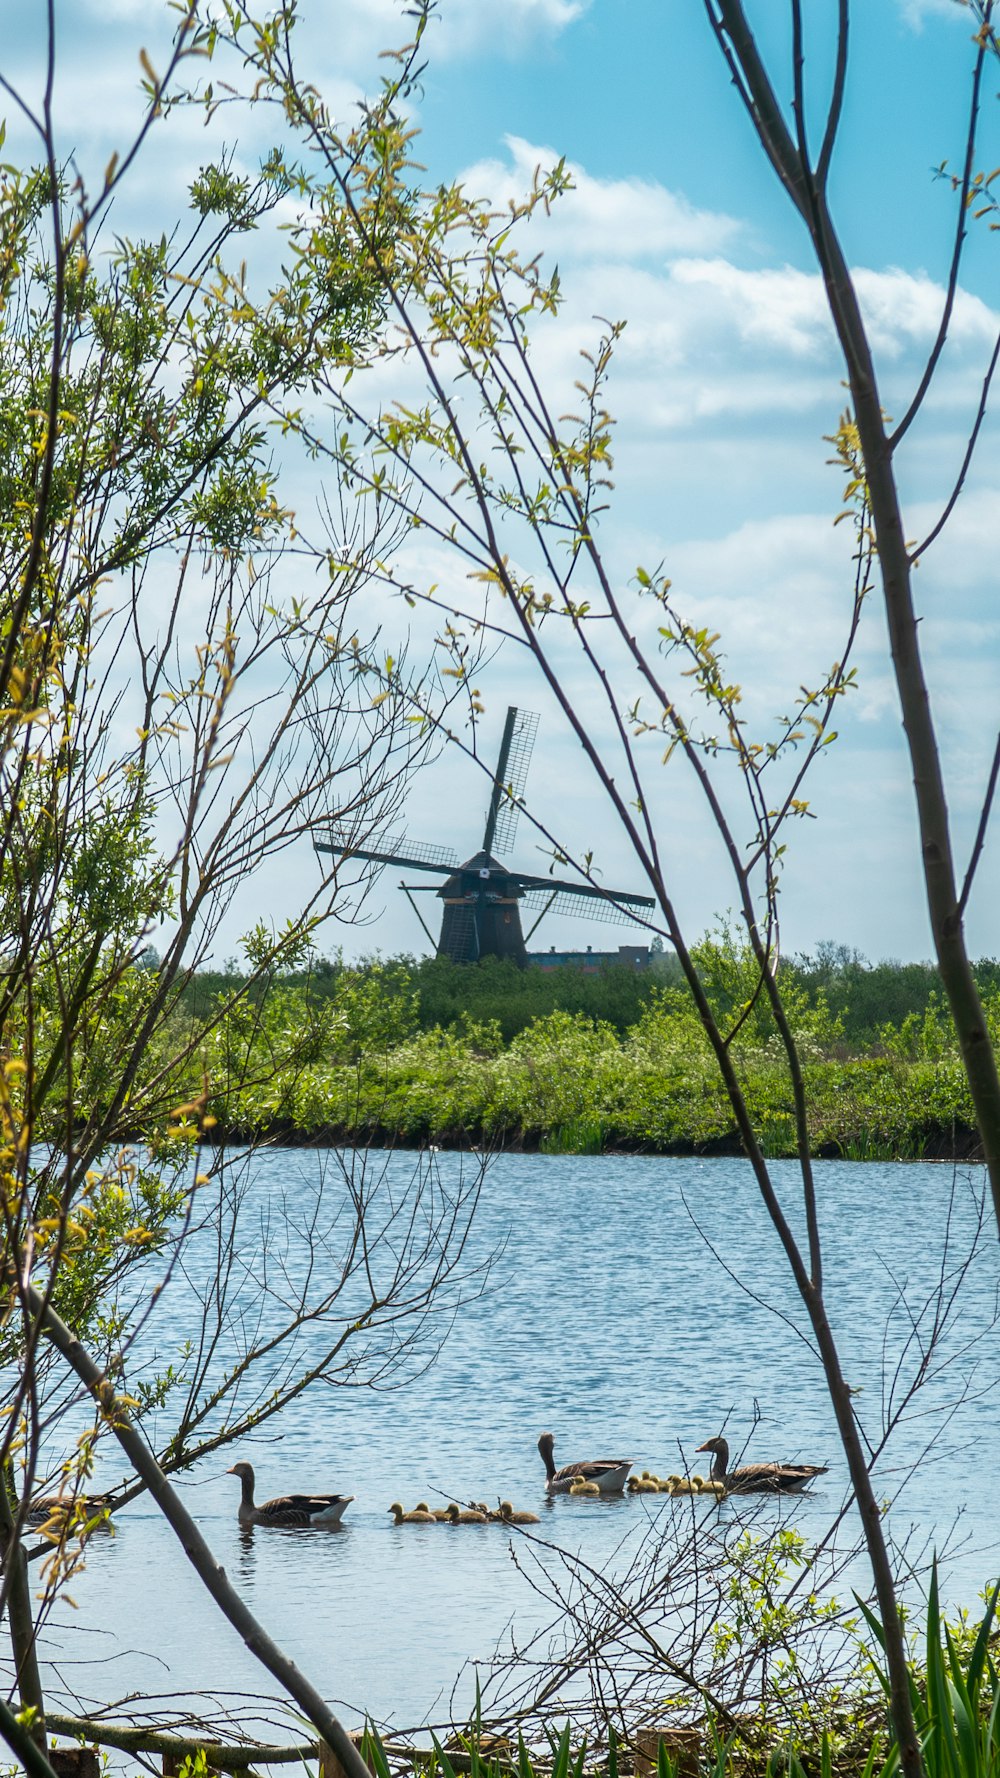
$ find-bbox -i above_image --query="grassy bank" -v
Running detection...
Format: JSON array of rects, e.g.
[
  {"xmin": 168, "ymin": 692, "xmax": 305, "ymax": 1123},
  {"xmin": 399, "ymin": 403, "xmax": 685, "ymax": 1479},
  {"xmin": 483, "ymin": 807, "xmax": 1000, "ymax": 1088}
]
[
  {"xmin": 45, "ymin": 942, "xmax": 998, "ymax": 1158},
  {"xmin": 197, "ymin": 1031, "xmax": 981, "ymax": 1159},
  {"xmin": 164, "ymin": 945, "xmax": 994, "ymax": 1159}
]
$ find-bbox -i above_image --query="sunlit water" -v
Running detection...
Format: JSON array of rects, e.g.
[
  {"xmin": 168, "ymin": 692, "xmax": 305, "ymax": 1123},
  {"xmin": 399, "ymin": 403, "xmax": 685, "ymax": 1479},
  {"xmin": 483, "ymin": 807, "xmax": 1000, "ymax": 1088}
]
[{"xmin": 30, "ymin": 1153, "xmax": 1000, "ymax": 1742}]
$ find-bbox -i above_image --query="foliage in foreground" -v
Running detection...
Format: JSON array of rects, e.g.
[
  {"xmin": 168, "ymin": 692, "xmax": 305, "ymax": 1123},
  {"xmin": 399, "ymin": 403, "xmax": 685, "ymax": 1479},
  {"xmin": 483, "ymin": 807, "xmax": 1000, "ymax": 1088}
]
[
  {"xmin": 380, "ymin": 1559, "xmax": 1000, "ymax": 1778},
  {"xmin": 856, "ymin": 1565, "xmax": 1000, "ymax": 1778},
  {"xmin": 340, "ymin": 1562, "xmax": 1000, "ymax": 1778}
]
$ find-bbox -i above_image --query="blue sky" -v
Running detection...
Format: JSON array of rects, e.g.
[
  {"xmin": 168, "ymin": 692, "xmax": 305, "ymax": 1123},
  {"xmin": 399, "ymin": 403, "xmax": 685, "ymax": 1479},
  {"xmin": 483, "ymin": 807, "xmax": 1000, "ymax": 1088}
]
[{"xmin": 4, "ymin": 0, "xmax": 1000, "ymax": 968}]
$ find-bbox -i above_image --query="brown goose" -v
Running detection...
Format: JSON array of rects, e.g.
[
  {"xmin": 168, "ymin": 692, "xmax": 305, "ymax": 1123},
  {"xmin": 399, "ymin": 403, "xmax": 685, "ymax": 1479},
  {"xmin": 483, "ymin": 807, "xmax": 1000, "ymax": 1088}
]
[
  {"xmin": 696, "ymin": 1436, "xmax": 827, "ymax": 1494},
  {"xmin": 228, "ymin": 1461, "xmax": 353, "ymax": 1527},
  {"xmin": 537, "ymin": 1431, "xmax": 632, "ymax": 1495},
  {"xmin": 24, "ymin": 1494, "xmax": 111, "ymax": 1529}
]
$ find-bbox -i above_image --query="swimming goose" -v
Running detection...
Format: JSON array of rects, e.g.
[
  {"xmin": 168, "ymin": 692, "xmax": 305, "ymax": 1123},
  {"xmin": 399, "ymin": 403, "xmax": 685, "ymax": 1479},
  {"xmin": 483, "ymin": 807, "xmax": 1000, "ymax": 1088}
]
[
  {"xmin": 569, "ymin": 1477, "xmax": 601, "ymax": 1496},
  {"xmin": 25, "ymin": 1494, "xmax": 111, "ymax": 1529},
  {"xmin": 228, "ymin": 1462, "xmax": 353, "ymax": 1528},
  {"xmin": 696, "ymin": 1437, "xmax": 827, "ymax": 1494},
  {"xmin": 445, "ymin": 1502, "xmax": 487, "ymax": 1523},
  {"xmin": 537, "ymin": 1431, "xmax": 632, "ymax": 1495}
]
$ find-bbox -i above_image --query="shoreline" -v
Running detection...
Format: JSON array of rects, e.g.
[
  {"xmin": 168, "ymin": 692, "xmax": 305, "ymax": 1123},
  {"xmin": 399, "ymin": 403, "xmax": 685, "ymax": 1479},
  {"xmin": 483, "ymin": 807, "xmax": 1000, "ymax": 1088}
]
[{"xmin": 193, "ymin": 1117, "xmax": 985, "ymax": 1163}]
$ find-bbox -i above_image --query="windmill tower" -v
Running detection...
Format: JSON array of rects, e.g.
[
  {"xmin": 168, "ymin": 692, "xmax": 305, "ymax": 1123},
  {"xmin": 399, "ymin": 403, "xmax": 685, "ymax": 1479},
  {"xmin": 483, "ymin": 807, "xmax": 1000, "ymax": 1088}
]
[{"xmin": 315, "ymin": 707, "xmax": 655, "ymax": 965}]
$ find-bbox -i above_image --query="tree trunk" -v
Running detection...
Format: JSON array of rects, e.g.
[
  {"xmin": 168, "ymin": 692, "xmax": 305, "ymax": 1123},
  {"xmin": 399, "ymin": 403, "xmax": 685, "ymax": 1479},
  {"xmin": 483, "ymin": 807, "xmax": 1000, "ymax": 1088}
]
[{"xmin": 0, "ymin": 1466, "xmax": 48, "ymax": 1753}]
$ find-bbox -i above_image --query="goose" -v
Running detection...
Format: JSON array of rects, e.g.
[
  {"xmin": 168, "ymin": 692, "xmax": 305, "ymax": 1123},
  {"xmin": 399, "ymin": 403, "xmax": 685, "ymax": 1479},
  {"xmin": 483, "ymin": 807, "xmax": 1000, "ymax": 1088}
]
[
  {"xmin": 537, "ymin": 1432, "xmax": 631, "ymax": 1495},
  {"xmin": 696, "ymin": 1436, "xmax": 827, "ymax": 1494},
  {"xmin": 228, "ymin": 1462, "xmax": 353, "ymax": 1528},
  {"xmin": 445, "ymin": 1502, "xmax": 487, "ymax": 1523},
  {"xmin": 499, "ymin": 1501, "xmax": 540, "ymax": 1525},
  {"xmin": 569, "ymin": 1477, "xmax": 601, "ymax": 1496},
  {"xmin": 388, "ymin": 1502, "xmax": 436, "ymax": 1524},
  {"xmin": 25, "ymin": 1494, "xmax": 111, "ymax": 1529}
]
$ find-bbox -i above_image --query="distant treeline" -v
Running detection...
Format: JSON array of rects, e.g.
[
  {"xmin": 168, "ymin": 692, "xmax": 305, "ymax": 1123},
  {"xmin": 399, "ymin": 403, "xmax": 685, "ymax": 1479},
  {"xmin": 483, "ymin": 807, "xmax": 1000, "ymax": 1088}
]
[{"xmin": 179, "ymin": 942, "xmax": 1000, "ymax": 1051}]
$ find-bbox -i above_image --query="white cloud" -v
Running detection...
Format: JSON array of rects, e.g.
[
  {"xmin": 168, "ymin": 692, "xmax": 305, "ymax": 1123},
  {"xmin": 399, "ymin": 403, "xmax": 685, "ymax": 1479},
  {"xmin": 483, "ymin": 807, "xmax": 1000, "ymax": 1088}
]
[
  {"xmin": 431, "ymin": 0, "xmax": 588, "ymax": 54},
  {"xmin": 897, "ymin": 0, "xmax": 964, "ymax": 29},
  {"xmin": 462, "ymin": 135, "xmax": 741, "ymax": 258},
  {"xmin": 671, "ymin": 259, "xmax": 998, "ymax": 360},
  {"xmin": 437, "ymin": 147, "xmax": 998, "ymax": 468},
  {"xmin": 854, "ymin": 266, "xmax": 997, "ymax": 353},
  {"xmin": 246, "ymin": 0, "xmax": 586, "ymax": 70},
  {"xmin": 78, "ymin": 0, "xmax": 157, "ymax": 16}
]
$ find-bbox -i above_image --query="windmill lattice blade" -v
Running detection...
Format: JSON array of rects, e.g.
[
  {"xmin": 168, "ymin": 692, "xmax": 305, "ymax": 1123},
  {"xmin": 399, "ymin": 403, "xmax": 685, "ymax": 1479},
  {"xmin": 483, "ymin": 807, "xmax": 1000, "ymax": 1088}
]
[
  {"xmin": 490, "ymin": 708, "xmax": 539, "ymax": 856},
  {"xmin": 317, "ymin": 829, "xmax": 458, "ymax": 873},
  {"xmin": 520, "ymin": 887, "xmax": 652, "ymax": 927}
]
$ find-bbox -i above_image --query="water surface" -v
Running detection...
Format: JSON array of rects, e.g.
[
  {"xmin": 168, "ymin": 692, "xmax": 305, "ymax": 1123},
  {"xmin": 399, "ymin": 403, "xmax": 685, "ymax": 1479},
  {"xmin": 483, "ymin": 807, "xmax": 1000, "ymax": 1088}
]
[{"xmin": 35, "ymin": 1153, "xmax": 1000, "ymax": 1738}]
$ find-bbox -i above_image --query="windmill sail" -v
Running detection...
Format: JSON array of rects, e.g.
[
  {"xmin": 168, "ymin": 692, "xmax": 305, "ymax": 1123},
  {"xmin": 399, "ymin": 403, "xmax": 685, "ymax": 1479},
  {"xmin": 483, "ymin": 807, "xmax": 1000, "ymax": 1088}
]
[
  {"xmin": 316, "ymin": 829, "xmax": 458, "ymax": 875},
  {"xmin": 520, "ymin": 886, "xmax": 654, "ymax": 927},
  {"xmin": 482, "ymin": 707, "xmax": 539, "ymax": 857}
]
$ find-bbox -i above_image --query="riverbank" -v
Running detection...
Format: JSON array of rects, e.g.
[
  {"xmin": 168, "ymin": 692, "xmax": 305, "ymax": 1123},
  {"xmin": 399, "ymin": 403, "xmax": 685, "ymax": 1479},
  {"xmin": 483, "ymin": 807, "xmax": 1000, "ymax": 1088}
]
[
  {"xmin": 201, "ymin": 1107, "xmax": 984, "ymax": 1162},
  {"xmin": 67, "ymin": 946, "xmax": 997, "ymax": 1163},
  {"xmin": 196, "ymin": 1042, "xmax": 984, "ymax": 1160}
]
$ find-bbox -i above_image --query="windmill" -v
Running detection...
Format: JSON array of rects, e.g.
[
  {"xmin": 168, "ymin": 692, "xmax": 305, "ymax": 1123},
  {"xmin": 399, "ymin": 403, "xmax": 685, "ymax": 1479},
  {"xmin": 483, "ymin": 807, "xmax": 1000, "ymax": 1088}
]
[{"xmin": 315, "ymin": 707, "xmax": 656, "ymax": 966}]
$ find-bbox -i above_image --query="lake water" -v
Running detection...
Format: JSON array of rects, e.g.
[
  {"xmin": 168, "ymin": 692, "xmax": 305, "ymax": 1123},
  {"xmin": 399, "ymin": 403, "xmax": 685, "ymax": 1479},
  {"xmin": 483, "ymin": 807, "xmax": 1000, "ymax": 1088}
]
[{"xmin": 31, "ymin": 1152, "xmax": 1000, "ymax": 1747}]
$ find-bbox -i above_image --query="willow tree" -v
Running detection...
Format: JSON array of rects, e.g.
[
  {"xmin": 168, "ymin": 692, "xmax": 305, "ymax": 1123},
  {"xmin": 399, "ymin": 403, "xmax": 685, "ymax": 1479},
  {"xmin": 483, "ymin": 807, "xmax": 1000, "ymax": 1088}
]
[
  {"xmin": 0, "ymin": 9, "xmax": 487, "ymax": 1771},
  {"xmin": 699, "ymin": 0, "xmax": 1000, "ymax": 1234},
  {"xmin": 192, "ymin": 4, "xmax": 1000, "ymax": 1774}
]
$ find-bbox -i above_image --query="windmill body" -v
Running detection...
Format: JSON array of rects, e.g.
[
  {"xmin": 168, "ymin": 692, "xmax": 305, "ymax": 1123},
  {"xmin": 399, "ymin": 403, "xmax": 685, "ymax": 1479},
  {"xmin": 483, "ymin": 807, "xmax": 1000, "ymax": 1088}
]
[
  {"xmin": 437, "ymin": 850, "xmax": 529, "ymax": 966},
  {"xmin": 315, "ymin": 708, "xmax": 655, "ymax": 966}
]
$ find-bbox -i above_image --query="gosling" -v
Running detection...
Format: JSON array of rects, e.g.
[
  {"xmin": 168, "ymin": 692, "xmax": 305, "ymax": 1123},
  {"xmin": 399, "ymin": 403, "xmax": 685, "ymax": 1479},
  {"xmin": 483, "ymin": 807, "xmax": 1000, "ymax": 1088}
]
[
  {"xmin": 417, "ymin": 1501, "xmax": 454, "ymax": 1521},
  {"xmin": 388, "ymin": 1502, "xmax": 436, "ymax": 1524},
  {"xmin": 499, "ymin": 1501, "xmax": 540, "ymax": 1525}
]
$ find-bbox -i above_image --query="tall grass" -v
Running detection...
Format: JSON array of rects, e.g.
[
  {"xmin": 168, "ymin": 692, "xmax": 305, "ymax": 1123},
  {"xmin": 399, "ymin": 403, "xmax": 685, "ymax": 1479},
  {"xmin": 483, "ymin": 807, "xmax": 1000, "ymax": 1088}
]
[{"xmin": 856, "ymin": 1564, "xmax": 1000, "ymax": 1778}]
